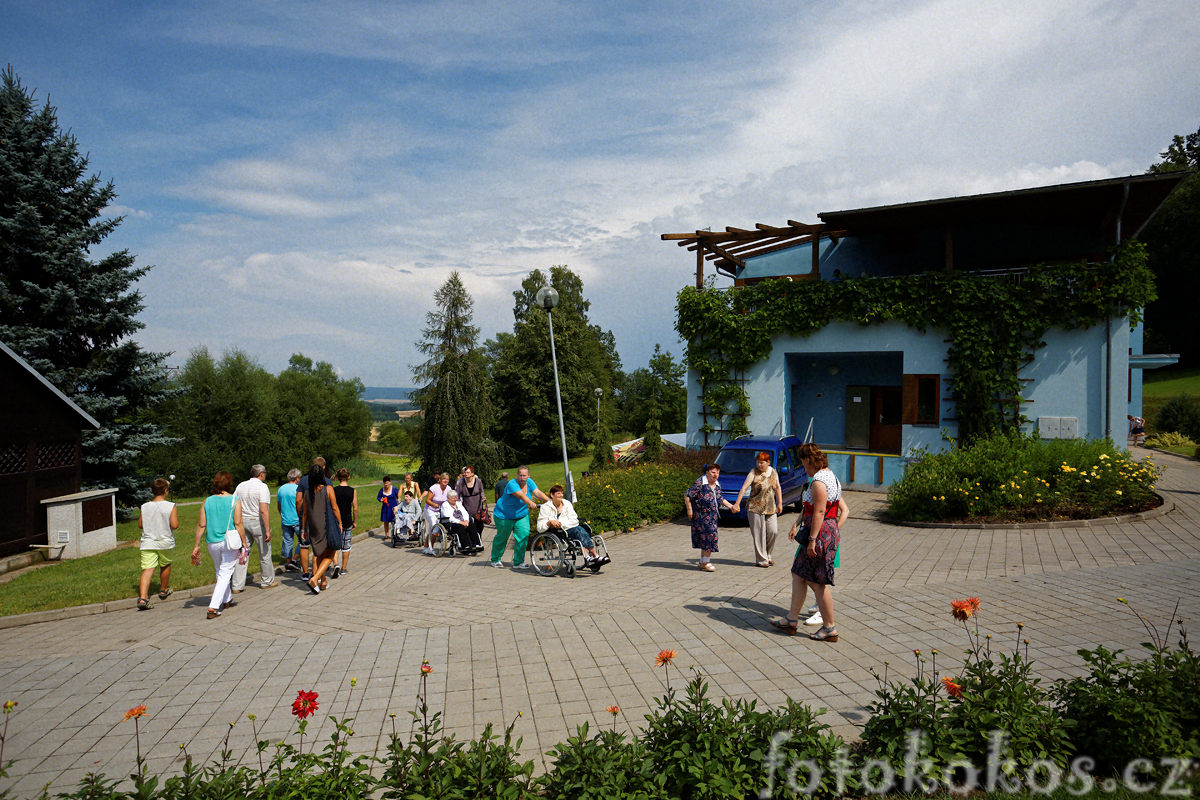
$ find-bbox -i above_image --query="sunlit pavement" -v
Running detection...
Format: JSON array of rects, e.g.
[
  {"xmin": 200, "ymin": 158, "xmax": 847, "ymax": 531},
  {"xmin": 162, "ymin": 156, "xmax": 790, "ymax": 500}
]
[{"xmin": 1, "ymin": 449, "xmax": 1197, "ymax": 795}]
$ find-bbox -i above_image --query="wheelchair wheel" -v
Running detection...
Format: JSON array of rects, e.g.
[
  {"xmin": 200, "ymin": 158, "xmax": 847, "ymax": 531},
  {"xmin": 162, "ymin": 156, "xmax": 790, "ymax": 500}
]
[
  {"xmin": 529, "ymin": 532, "xmax": 564, "ymax": 576},
  {"xmin": 564, "ymin": 560, "xmax": 576, "ymax": 578},
  {"xmin": 429, "ymin": 521, "xmax": 449, "ymax": 557},
  {"xmin": 413, "ymin": 514, "xmax": 427, "ymax": 545}
]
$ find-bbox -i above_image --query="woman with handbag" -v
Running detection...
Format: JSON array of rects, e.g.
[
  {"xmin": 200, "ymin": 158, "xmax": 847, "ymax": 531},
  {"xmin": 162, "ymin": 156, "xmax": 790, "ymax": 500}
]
[
  {"xmin": 303, "ymin": 463, "xmax": 343, "ymax": 594},
  {"xmin": 454, "ymin": 465, "xmax": 487, "ymax": 554},
  {"xmin": 771, "ymin": 443, "xmax": 848, "ymax": 642},
  {"xmin": 191, "ymin": 470, "xmax": 247, "ymax": 620}
]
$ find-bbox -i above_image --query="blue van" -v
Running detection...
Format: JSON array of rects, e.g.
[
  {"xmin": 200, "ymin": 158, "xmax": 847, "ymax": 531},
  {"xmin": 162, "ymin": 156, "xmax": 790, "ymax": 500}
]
[{"xmin": 714, "ymin": 435, "xmax": 809, "ymax": 520}]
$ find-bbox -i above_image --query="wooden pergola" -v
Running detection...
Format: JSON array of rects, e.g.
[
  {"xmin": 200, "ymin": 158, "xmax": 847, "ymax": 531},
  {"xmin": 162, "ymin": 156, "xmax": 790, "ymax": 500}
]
[{"xmin": 661, "ymin": 221, "xmax": 846, "ymax": 288}]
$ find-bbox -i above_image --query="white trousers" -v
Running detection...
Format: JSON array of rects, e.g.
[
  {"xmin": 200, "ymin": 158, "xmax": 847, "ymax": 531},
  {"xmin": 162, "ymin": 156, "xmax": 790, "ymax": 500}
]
[{"xmin": 207, "ymin": 541, "xmax": 238, "ymax": 611}]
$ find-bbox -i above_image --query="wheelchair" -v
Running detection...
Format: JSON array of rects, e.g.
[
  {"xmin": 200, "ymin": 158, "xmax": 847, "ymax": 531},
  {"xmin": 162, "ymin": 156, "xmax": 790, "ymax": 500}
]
[
  {"xmin": 390, "ymin": 513, "xmax": 424, "ymax": 547},
  {"xmin": 528, "ymin": 523, "xmax": 608, "ymax": 578},
  {"xmin": 428, "ymin": 517, "xmax": 477, "ymax": 557}
]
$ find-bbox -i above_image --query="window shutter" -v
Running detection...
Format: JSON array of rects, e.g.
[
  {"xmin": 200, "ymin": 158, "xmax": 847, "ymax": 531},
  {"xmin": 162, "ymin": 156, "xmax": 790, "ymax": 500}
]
[{"xmin": 902, "ymin": 374, "xmax": 918, "ymax": 424}]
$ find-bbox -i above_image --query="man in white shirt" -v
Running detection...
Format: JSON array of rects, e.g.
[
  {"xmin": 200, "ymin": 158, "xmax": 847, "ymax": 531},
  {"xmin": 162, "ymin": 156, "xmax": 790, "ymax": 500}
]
[{"xmin": 232, "ymin": 464, "xmax": 276, "ymax": 591}]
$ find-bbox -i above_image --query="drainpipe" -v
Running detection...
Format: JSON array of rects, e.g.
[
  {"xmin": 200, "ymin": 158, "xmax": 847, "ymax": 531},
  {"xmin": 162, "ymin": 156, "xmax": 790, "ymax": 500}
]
[{"xmin": 1105, "ymin": 181, "xmax": 1130, "ymax": 441}]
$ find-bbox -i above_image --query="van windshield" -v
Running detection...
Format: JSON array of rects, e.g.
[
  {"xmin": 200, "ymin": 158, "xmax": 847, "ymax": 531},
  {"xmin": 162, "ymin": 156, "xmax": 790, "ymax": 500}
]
[{"xmin": 716, "ymin": 448, "xmax": 763, "ymax": 475}]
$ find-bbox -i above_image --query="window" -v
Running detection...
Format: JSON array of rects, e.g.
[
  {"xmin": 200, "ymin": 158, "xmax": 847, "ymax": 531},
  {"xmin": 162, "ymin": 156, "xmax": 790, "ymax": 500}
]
[{"xmin": 902, "ymin": 374, "xmax": 940, "ymax": 426}]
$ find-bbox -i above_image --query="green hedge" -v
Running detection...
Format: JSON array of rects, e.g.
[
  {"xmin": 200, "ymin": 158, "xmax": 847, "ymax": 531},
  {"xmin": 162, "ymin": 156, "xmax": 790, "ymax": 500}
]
[
  {"xmin": 887, "ymin": 430, "xmax": 1161, "ymax": 522},
  {"xmin": 575, "ymin": 463, "xmax": 699, "ymax": 533}
]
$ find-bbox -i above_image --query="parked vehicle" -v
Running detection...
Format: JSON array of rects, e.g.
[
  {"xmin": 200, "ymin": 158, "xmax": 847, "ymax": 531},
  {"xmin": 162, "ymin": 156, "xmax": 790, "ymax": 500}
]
[{"xmin": 713, "ymin": 435, "xmax": 808, "ymax": 520}]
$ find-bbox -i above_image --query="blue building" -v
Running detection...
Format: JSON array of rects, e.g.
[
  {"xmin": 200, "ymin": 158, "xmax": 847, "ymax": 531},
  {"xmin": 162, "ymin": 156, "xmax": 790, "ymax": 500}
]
[{"xmin": 663, "ymin": 173, "xmax": 1184, "ymax": 487}]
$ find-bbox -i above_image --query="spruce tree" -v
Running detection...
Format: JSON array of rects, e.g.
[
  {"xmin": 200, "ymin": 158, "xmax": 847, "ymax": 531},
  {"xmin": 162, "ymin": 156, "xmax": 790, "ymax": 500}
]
[
  {"xmin": 0, "ymin": 66, "xmax": 174, "ymax": 505},
  {"xmin": 413, "ymin": 272, "xmax": 503, "ymax": 483}
]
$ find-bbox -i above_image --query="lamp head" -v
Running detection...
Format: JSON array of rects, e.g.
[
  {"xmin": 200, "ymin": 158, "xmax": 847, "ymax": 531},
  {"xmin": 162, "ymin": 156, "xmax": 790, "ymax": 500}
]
[
  {"xmin": 535, "ymin": 286, "xmax": 559, "ymax": 311},
  {"xmin": 594, "ymin": 387, "xmax": 603, "ymax": 398}
]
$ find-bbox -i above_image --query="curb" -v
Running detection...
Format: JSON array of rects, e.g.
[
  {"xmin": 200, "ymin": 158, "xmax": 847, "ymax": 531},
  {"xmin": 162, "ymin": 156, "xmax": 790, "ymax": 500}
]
[{"xmin": 888, "ymin": 493, "xmax": 1174, "ymax": 530}]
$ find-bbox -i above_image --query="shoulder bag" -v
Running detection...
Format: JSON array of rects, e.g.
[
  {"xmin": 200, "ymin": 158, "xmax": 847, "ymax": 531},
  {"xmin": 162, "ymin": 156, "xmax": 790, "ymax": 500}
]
[{"xmin": 223, "ymin": 495, "xmax": 243, "ymax": 551}]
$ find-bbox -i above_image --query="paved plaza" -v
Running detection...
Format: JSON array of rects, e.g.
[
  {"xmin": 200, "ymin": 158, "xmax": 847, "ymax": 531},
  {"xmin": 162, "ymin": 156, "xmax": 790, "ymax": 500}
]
[{"xmin": 0, "ymin": 450, "xmax": 1197, "ymax": 796}]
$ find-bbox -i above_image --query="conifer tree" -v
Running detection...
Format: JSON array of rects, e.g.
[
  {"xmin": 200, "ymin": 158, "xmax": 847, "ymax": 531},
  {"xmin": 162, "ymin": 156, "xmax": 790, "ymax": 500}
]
[
  {"xmin": 413, "ymin": 272, "xmax": 503, "ymax": 483},
  {"xmin": 0, "ymin": 67, "xmax": 174, "ymax": 504}
]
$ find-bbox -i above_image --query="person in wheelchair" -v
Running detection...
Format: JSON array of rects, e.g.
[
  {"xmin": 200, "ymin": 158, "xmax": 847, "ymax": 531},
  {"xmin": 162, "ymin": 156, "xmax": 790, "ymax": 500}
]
[
  {"xmin": 395, "ymin": 490, "xmax": 421, "ymax": 544},
  {"xmin": 537, "ymin": 484, "xmax": 610, "ymax": 571},
  {"xmin": 441, "ymin": 490, "xmax": 483, "ymax": 554}
]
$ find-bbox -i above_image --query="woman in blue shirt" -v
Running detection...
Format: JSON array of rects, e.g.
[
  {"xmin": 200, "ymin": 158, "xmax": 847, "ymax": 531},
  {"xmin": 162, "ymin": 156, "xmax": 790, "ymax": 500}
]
[{"xmin": 191, "ymin": 470, "xmax": 246, "ymax": 620}]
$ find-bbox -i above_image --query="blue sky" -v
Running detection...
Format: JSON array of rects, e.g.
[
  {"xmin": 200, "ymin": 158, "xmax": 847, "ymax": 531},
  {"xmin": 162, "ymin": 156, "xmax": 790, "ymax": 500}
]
[{"xmin": 4, "ymin": 0, "xmax": 1198, "ymax": 385}]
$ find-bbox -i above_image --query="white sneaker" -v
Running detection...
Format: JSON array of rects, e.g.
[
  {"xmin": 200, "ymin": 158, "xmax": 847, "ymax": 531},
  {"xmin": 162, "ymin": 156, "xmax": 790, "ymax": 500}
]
[
  {"xmin": 512, "ymin": 562, "xmax": 531, "ymax": 571},
  {"xmin": 422, "ymin": 547, "xmax": 434, "ymax": 555},
  {"xmin": 490, "ymin": 561, "xmax": 505, "ymax": 569},
  {"xmin": 805, "ymin": 611, "xmax": 823, "ymax": 626},
  {"xmin": 806, "ymin": 604, "xmax": 818, "ymax": 615}
]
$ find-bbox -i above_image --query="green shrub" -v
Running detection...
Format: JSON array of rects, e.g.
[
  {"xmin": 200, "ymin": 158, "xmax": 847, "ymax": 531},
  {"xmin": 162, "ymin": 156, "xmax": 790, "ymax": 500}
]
[
  {"xmin": 861, "ymin": 599, "xmax": 1073, "ymax": 789},
  {"xmin": 887, "ymin": 430, "xmax": 1161, "ymax": 522},
  {"xmin": 1142, "ymin": 430, "xmax": 1197, "ymax": 450},
  {"xmin": 541, "ymin": 725, "xmax": 668, "ymax": 800},
  {"xmin": 576, "ymin": 462, "xmax": 698, "ymax": 533},
  {"xmin": 1154, "ymin": 394, "xmax": 1200, "ymax": 440},
  {"xmin": 1052, "ymin": 603, "xmax": 1200, "ymax": 774},
  {"xmin": 640, "ymin": 670, "xmax": 854, "ymax": 800}
]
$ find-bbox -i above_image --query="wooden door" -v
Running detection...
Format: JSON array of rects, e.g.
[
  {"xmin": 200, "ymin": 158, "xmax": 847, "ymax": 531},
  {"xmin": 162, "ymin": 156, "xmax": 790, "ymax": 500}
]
[{"xmin": 870, "ymin": 386, "xmax": 902, "ymax": 453}]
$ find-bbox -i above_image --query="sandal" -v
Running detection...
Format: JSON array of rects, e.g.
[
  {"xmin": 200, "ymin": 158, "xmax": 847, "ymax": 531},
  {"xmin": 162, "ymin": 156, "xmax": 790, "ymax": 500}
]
[
  {"xmin": 206, "ymin": 608, "xmax": 221, "ymax": 619},
  {"xmin": 157, "ymin": 589, "xmax": 173, "ymax": 600},
  {"xmin": 770, "ymin": 616, "xmax": 799, "ymax": 635},
  {"xmin": 699, "ymin": 562, "xmax": 715, "ymax": 572},
  {"xmin": 809, "ymin": 625, "xmax": 839, "ymax": 643},
  {"xmin": 136, "ymin": 598, "xmax": 151, "ymax": 611}
]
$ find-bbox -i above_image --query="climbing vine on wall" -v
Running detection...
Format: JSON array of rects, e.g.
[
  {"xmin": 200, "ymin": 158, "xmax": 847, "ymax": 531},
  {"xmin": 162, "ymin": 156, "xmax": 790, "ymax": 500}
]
[{"xmin": 674, "ymin": 242, "xmax": 1155, "ymax": 445}]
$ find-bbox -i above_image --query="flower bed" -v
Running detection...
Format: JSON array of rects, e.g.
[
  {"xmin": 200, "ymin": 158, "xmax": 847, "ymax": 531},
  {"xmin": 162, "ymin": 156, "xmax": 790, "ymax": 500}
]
[
  {"xmin": 887, "ymin": 430, "xmax": 1162, "ymax": 523},
  {"xmin": 575, "ymin": 462, "xmax": 698, "ymax": 533}
]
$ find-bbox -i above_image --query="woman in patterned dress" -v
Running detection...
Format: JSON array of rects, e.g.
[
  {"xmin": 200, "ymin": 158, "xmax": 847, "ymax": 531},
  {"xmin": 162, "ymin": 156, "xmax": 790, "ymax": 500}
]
[
  {"xmin": 684, "ymin": 463, "xmax": 734, "ymax": 572},
  {"xmin": 771, "ymin": 443, "xmax": 847, "ymax": 641}
]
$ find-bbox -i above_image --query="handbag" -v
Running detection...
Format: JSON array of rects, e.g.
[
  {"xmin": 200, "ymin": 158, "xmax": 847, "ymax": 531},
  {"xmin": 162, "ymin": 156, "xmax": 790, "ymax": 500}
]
[
  {"xmin": 223, "ymin": 496, "xmax": 243, "ymax": 551},
  {"xmin": 475, "ymin": 501, "xmax": 492, "ymax": 525}
]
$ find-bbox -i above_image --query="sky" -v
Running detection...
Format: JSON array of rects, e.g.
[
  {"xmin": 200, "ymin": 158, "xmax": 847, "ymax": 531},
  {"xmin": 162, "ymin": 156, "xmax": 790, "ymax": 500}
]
[{"xmin": 3, "ymin": 0, "xmax": 1198, "ymax": 387}]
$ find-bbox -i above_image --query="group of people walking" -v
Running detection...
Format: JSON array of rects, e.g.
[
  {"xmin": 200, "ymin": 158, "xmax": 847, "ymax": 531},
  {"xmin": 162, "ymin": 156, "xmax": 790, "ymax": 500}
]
[
  {"xmin": 140, "ymin": 450, "xmax": 837, "ymax": 629},
  {"xmin": 136, "ymin": 457, "xmax": 361, "ymax": 620},
  {"xmin": 684, "ymin": 442, "xmax": 848, "ymax": 643}
]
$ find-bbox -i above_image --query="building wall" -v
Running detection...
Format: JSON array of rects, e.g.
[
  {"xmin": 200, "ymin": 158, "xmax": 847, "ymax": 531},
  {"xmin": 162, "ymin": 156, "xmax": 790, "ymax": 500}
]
[{"xmin": 685, "ymin": 317, "xmax": 1132, "ymax": 463}]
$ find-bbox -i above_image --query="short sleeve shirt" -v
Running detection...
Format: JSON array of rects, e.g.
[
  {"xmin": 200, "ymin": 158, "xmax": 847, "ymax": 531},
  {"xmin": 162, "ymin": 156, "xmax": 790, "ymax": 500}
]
[
  {"xmin": 277, "ymin": 483, "xmax": 299, "ymax": 526},
  {"xmin": 235, "ymin": 478, "xmax": 271, "ymax": 520},
  {"xmin": 495, "ymin": 478, "xmax": 538, "ymax": 520}
]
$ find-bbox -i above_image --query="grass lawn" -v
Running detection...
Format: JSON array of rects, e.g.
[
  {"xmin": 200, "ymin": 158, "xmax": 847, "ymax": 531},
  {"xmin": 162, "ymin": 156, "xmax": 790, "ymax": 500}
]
[
  {"xmin": 0, "ymin": 451, "xmax": 596, "ymax": 617},
  {"xmin": 1142, "ymin": 366, "xmax": 1200, "ymax": 434}
]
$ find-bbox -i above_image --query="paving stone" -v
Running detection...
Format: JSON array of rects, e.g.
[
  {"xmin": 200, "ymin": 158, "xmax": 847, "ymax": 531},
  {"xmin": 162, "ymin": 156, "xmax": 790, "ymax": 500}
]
[{"xmin": 1, "ymin": 451, "xmax": 1198, "ymax": 794}]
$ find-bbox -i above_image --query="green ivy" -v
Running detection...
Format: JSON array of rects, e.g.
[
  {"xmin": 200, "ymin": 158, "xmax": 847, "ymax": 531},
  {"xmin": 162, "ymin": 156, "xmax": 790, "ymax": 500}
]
[{"xmin": 675, "ymin": 243, "xmax": 1155, "ymax": 444}]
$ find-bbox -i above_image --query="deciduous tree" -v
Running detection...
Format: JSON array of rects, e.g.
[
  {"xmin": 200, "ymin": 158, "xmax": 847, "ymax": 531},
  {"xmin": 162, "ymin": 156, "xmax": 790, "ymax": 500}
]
[
  {"xmin": 1143, "ymin": 126, "xmax": 1200, "ymax": 365},
  {"xmin": 488, "ymin": 266, "xmax": 620, "ymax": 461}
]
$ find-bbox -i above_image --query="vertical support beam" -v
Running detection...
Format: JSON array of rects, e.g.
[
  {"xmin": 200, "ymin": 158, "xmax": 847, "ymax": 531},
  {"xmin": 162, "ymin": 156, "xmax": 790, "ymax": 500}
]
[
  {"xmin": 696, "ymin": 243, "xmax": 704, "ymax": 289},
  {"xmin": 811, "ymin": 229, "xmax": 821, "ymax": 278},
  {"xmin": 944, "ymin": 226, "xmax": 954, "ymax": 270}
]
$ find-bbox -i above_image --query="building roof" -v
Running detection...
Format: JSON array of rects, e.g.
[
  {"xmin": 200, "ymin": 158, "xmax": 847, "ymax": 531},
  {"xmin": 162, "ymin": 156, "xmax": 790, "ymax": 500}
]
[
  {"xmin": 0, "ymin": 340, "xmax": 101, "ymax": 429},
  {"xmin": 662, "ymin": 171, "xmax": 1188, "ymax": 279},
  {"xmin": 817, "ymin": 171, "xmax": 1186, "ymax": 236}
]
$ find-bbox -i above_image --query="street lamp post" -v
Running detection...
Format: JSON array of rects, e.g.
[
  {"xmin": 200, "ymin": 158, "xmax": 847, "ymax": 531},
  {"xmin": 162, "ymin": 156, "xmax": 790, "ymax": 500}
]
[
  {"xmin": 594, "ymin": 387, "xmax": 602, "ymax": 433},
  {"xmin": 536, "ymin": 286, "xmax": 574, "ymax": 501}
]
